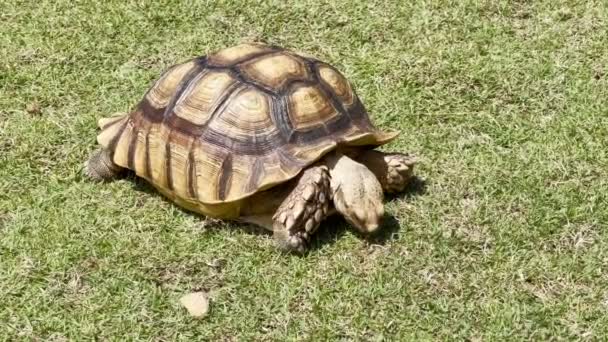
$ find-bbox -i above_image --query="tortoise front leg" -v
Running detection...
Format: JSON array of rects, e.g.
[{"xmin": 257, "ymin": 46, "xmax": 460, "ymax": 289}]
[
  {"xmin": 272, "ymin": 165, "xmax": 331, "ymax": 253},
  {"xmin": 354, "ymin": 150, "xmax": 416, "ymax": 194}
]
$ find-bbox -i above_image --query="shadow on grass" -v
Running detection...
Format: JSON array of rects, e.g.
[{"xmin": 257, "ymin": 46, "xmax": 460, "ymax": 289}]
[
  {"xmin": 129, "ymin": 173, "xmax": 270, "ymax": 236},
  {"xmin": 128, "ymin": 172, "xmax": 427, "ymax": 253},
  {"xmin": 386, "ymin": 176, "xmax": 427, "ymax": 201},
  {"xmin": 309, "ymin": 176, "xmax": 427, "ymax": 252}
]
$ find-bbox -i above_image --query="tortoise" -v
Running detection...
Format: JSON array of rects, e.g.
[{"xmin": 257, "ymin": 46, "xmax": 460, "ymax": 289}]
[{"xmin": 85, "ymin": 43, "xmax": 416, "ymax": 253}]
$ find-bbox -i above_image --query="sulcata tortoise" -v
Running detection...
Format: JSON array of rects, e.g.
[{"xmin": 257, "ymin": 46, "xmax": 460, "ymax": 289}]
[{"xmin": 85, "ymin": 43, "xmax": 416, "ymax": 253}]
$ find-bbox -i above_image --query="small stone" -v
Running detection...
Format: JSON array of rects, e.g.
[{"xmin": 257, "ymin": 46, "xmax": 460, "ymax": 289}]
[{"xmin": 179, "ymin": 292, "xmax": 210, "ymax": 318}]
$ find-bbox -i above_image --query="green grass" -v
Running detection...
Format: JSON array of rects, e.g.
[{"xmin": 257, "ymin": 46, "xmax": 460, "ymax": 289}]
[{"xmin": 1, "ymin": 0, "xmax": 607, "ymax": 340}]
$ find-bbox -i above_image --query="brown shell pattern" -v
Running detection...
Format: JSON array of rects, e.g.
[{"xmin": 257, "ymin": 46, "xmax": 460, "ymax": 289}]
[{"xmin": 96, "ymin": 43, "xmax": 398, "ymax": 207}]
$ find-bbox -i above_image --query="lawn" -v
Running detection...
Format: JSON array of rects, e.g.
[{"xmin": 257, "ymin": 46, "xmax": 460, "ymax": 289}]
[{"xmin": 1, "ymin": 0, "xmax": 607, "ymax": 340}]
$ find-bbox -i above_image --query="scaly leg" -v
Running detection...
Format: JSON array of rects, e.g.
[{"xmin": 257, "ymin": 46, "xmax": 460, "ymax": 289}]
[
  {"xmin": 84, "ymin": 148, "xmax": 124, "ymax": 181},
  {"xmin": 272, "ymin": 165, "xmax": 331, "ymax": 253}
]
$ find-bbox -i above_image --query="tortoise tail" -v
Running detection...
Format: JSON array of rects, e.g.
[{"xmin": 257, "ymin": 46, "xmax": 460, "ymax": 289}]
[{"xmin": 84, "ymin": 148, "xmax": 123, "ymax": 181}]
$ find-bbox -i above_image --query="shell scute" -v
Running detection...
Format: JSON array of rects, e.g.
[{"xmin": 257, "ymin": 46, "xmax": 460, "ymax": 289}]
[
  {"xmin": 146, "ymin": 61, "xmax": 198, "ymax": 109},
  {"xmin": 287, "ymin": 84, "xmax": 340, "ymax": 130},
  {"xmin": 239, "ymin": 53, "xmax": 309, "ymax": 90},
  {"xmin": 208, "ymin": 87, "xmax": 275, "ymax": 139},
  {"xmin": 318, "ymin": 64, "xmax": 355, "ymax": 107},
  {"xmin": 173, "ymin": 70, "xmax": 238, "ymax": 125}
]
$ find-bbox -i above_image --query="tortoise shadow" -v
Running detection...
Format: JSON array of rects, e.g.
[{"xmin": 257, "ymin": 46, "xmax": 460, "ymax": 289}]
[
  {"xmin": 386, "ymin": 176, "xmax": 427, "ymax": 201},
  {"xmin": 306, "ymin": 214, "xmax": 401, "ymax": 252},
  {"xmin": 128, "ymin": 172, "xmax": 427, "ymax": 252},
  {"xmin": 308, "ymin": 176, "xmax": 427, "ymax": 252},
  {"xmin": 129, "ymin": 174, "xmax": 271, "ymax": 235}
]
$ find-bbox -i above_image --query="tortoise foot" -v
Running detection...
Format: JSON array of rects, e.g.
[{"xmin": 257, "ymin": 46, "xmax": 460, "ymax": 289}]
[
  {"xmin": 272, "ymin": 165, "xmax": 331, "ymax": 253},
  {"xmin": 84, "ymin": 148, "xmax": 123, "ymax": 181},
  {"xmin": 354, "ymin": 150, "xmax": 416, "ymax": 194},
  {"xmin": 384, "ymin": 154, "xmax": 416, "ymax": 193}
]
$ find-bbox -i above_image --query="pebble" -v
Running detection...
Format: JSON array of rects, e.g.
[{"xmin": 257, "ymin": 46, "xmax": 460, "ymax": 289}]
[{"xmin": 179, "ymin": 291, "xmax": 210, "ymax": 318}]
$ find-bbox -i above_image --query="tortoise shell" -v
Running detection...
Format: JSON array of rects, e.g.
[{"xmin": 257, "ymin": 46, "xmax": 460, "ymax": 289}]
[{"xmin": 96, "ymin": 43, "xmax": 398, "ymax": 218}]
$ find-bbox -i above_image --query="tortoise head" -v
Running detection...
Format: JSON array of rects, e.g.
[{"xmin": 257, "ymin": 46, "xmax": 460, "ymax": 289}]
[{"xmin": 326, "ymin": 153, "xmax": 385, "ymax": 234}]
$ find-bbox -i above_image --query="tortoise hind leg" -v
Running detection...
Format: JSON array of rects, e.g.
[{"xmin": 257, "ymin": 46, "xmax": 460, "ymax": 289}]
[
  {"xmin": 84, "ymin": 148, "xmax": 124, "ymax": 181},
  {"xmin": 272, "ymin": 165, "xmax": 331, "ymax": 253},
  {"xmin": 354, "ymin": 150, "xmax": 416, "ymax": 194}
]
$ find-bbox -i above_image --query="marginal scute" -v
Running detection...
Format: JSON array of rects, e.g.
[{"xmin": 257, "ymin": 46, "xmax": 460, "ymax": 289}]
[
  {"xmin": 285, "ymin": 138, "xmax": 334, "ymax": 162},
  {"xmin": 98, "ymin": 113, "xmax": 126, "ymax": 130},
  {"xmin": 146, "ymin": 61, "xmax": 197, "ymax": 109},
  {"xmin": 146, "ymin": 125, "xmax": 170, "ymax": 188},
  {"xmin": 167, "ymin": 132, "xmax": 193, "ymax": 200},
  {"xmin": 218, "ymin": 155, "xmax": 252, "ymax": 201},
  {"xmin": 240, "ymin": 53, "xmax": 308, "ymax": 90},
  {"xmin": 173, "ymin": 70, "xmax": 237, "ymax": 125},
  {"xmin": 97, "ymin": 114, "xmax": 128, "ymax": 148},
  {"xmin": 132, "ymin": 127, "xmax": 148, "ymax": 177},
  {"xmin": 191, "ymin": 144, "xmax": 223, "ymax": 201},
  {"xmin": 288, "ymin": 85, "xmax": 340, "ymax": 130},
  {"xmin": 112, "ymin": 119, "xmax": 135, "ymax": 167}
]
